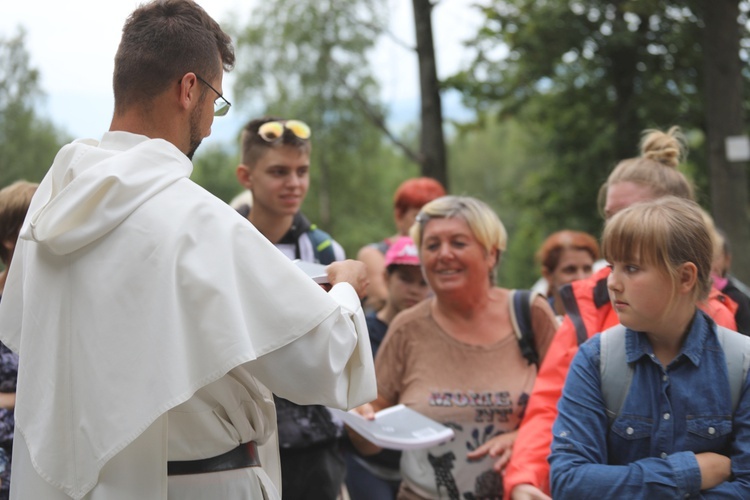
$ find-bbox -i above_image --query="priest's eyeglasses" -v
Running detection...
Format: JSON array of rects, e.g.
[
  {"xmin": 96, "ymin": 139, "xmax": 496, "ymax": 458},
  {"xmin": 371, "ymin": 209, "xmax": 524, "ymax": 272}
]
[
  {"xmin": 258, "ymin": 120, "xmax": 312, "ymax": 143},
  {"xmin": 194, "ymin": 74, "xmax": 232, "ymax": 117}
]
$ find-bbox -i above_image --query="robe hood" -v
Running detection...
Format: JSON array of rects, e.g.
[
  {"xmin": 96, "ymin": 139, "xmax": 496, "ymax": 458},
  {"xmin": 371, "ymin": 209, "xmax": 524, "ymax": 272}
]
[{"xmin": 22, "ymin": 132, "xmax": 191, "ymax": 255}]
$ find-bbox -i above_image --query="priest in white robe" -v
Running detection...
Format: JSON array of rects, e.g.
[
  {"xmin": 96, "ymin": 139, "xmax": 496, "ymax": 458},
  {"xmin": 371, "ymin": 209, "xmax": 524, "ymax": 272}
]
[{"xmin": 0, "ymin": 1, "xmax": 376, "ymax": 499}]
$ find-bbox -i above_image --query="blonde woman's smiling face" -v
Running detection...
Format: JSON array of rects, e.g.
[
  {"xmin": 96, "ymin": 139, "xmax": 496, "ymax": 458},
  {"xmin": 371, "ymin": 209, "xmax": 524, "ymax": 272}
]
[{"xmin": 419, "ymin": 217, "xmax": 494, "ymax": 294}]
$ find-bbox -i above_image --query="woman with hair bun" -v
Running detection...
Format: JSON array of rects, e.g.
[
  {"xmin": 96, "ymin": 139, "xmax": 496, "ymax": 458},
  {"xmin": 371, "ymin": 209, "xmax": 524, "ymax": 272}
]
[
  {"xmin": 598, "ymin": 126, "xmax": 693, "ymax": 218},
  {"xmin": 504, "ymin": 126, "xmax": 738, "ymax": 500}
]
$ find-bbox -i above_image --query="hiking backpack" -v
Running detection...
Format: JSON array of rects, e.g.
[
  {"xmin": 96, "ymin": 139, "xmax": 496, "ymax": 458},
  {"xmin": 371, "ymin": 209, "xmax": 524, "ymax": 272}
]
[
  {"xmin": 599, "ymin": 324, "xmax": 750, "ymax": 425},
  {"xmin": 306, "ymin": 225, "xmax": 337, "ymax": 265}
]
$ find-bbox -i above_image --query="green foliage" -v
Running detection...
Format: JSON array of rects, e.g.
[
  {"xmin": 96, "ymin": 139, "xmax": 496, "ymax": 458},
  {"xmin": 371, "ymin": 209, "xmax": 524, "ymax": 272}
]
[
  {"xmin": 0, "ymin": 29, "xmax": 68, "ymax": 187},
  {"xmin": 227, "ymin": 0, "xmax": 418, "ymax": 256},
  {"xmin": 447, "ymin": 0, "xmax": 738, "ymax": 240},
  {"xmin": 450, "ymin": 116, "xmax": 566, "ymax": 288},
  {"xmin": 313, "ymin": 141, "xmax": 421, "ymax": 257},
  {"xmin": 191, "ymin": 143, "xmax": 241, "ymax": 204}
]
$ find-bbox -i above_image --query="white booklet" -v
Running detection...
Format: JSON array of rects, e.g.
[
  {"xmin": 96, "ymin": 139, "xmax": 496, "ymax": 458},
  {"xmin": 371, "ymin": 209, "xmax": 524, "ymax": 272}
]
[
  {"xmin": 333, "ymin": 404, "xmax": 455, "ymax": 450},
  {"xmin": 293, "ymin": 259, "xmax": 329, "ymax": 284}
]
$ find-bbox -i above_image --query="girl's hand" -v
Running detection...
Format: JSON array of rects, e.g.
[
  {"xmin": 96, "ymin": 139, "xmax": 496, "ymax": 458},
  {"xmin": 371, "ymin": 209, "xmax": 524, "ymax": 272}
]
[
  {"xmin": 696, "ymin": 452, "xmax": 731, "ymax": 490},
  {"xmin": 466, "ymin": 430, "xmax": 518, "ymax": 471},
  {"xmin": 509, "ymin": 484, "xmax": 553, "ymax": 500}
]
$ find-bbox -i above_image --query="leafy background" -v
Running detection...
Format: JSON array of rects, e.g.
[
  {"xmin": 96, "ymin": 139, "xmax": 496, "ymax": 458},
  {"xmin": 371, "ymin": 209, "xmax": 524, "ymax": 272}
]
[{"xmin": 2, "ymin": 0, "xmax": 750, "ymax": 287}]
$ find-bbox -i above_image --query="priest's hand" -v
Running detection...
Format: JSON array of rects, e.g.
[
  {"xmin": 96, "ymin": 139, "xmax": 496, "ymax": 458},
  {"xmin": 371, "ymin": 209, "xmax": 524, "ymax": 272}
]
[{"xmin": 326, "ymin": 260, "xmax": 368, "ymax": 298}]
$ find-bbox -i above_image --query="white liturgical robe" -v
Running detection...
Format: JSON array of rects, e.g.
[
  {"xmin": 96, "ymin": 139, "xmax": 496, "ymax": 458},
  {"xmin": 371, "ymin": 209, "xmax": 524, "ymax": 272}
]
[{"xmin": 0, "ymin": 131, "xmax": 376, "ymax": 499}]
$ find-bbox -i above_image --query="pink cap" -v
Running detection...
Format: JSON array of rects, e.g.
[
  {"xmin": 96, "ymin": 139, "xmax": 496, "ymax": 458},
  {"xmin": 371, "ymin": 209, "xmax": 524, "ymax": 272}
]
[{"xmin": 384, "ymin": 236, "xmax": 420, "ymax": 267}]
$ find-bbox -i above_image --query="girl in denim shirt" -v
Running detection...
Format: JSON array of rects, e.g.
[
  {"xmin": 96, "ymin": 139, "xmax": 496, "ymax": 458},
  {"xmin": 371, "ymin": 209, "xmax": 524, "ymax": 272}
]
[{"xmin": 550, "ymin": 196, "xmax": 750, "ymax": 499}]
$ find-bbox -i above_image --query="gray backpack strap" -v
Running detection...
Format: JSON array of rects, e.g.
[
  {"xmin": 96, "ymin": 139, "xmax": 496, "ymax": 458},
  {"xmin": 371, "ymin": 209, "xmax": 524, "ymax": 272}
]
[
  {"xmin": 716, "ymin": 326, "xmax": 750, "ymax": 413},
  {"xmin": 601, "ymin": 324, "xmax": 750, "ymax": 426},
  {"xmin": 599, "ymin": 324, "xmax": 630, "ymax": 425}
]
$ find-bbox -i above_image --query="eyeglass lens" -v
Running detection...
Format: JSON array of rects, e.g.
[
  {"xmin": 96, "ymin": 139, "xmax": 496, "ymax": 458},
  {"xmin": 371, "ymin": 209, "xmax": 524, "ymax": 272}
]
[{"xmin": 214, "ymin": 100, "xmax": 230, "ymax": 117}]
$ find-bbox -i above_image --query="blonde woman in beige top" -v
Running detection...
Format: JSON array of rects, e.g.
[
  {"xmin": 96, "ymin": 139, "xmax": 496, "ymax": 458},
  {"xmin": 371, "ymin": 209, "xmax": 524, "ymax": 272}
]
[{"xmin": 351, "ymin": 195, "xmax": 558, "ymax": 499}]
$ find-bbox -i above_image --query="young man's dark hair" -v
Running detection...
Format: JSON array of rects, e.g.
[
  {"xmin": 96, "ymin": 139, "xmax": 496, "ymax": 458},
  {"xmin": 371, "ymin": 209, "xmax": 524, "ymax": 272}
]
[{"xmin": 240, "ymin": 117, "xmax": 311, "ymax": 168}]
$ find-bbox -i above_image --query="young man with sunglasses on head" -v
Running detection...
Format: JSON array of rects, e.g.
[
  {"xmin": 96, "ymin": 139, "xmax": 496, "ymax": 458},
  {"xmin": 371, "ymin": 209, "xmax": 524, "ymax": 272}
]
[
  {"xmin": 0, "ymin": 2, "xmax": 376, "ymax": 499},
  {"xmin": 235, "ymin": 118, "xmax": 345, "ymax": 265},
  {"xmin": 235, "ymin": 117, "xmax": 350, "ymax": 500}
]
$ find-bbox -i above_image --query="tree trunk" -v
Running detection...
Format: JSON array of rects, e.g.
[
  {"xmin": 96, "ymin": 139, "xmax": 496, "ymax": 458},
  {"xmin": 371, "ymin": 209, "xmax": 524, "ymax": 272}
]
[
  {"xmin": 609, "ymin": 6, "xmax": 644, "ymax": 161},
  {"xmin": 412, "ymin": 0, "xmax": 448, "ymax": 189},
  {"xmin": 703, "ymin": 0, "xmax": 750, "ymax": 283}
]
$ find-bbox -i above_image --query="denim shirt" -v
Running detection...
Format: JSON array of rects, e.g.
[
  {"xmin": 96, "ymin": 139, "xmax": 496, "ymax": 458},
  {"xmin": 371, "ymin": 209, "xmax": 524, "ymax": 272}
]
[{"xmin": 550, "ymin": 310, "xmax": 750, "ymax": 499}]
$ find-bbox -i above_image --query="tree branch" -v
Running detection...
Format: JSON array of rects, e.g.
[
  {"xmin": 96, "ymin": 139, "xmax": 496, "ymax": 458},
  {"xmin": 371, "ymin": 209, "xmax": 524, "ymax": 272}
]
[
  {"xmin": 348, "ymin": 84, "xmax": 424, "ymax": 165},
  {"xmin": 330, "ymin": 64, "xmax": 422, "ymax": 165}
]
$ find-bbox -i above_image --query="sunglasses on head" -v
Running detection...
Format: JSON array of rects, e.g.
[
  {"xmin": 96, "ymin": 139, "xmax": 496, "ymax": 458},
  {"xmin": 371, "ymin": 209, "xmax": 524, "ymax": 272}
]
[{"xmin": 257, "ymin": 120, "xmax": 311, "ymax": 143}]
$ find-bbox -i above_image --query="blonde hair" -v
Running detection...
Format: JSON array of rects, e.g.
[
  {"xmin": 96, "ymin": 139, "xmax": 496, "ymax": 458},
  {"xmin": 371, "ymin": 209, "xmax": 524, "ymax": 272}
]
[
  {"xmin": 601, "ymin": 196, "xmax": 713, "ymax": 303},
  {"xmin": 598, "ymin": 126, "xmax": 694, "ymax": 215},
  {"xmin": 410, "ymin": 195, "xmax": 507, "ymax": 284}
]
